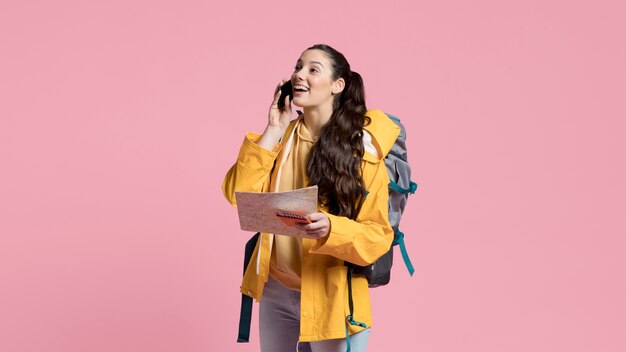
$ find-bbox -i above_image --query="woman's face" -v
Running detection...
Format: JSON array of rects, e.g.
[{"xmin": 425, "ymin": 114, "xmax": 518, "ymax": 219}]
[{"xmin": 290, "ymin": 49, "xmax": 344, "ymax": 109}]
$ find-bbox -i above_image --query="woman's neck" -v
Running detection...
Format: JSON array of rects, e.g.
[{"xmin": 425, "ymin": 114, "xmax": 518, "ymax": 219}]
[{"xmin": 302, "ymin": 104, "xmax": 333, "ymax": 139}]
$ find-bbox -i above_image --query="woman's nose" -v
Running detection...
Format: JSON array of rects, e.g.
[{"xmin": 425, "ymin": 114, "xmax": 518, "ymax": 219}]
[{"xmin": 294, "ymin": 70, "xmax": 306, "ymax": 81}]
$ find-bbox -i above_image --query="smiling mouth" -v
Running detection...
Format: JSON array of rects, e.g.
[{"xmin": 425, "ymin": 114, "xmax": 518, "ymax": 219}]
[{"xmin": 293, "ymin": 84, "xmax": 309, "ymax": 92}]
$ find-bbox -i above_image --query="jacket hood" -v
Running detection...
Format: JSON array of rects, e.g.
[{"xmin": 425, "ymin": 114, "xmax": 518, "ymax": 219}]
[{"xmin": 363, "ymin": 109, "xmax": 401, "ymax": 162}]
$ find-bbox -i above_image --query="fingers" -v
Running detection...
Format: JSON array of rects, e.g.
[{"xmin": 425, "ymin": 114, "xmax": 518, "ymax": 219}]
[
  {"xmin": 295, "ymin": 226, "xmax": 327, "ymax": 239},
  {"xmin": 295, "ymin": 213, "xmax": 330, "ymax": 238},
  {"xmin": 282, "ymin": 95, "xmax": 292, "ymax": 113},
  {"xmin": 272, "ymin": 78, "xmax": 291, "ymax": 103},
  {"xmin": 302, "ymin": 219, "xmax": 324, "ymax": 230},
  {"xmin": 308, "ymin": 213, "xmax": 327, "ymax": 222},
  {"xmin": 297, "ymin": 221, "xmax": 323, "ymax": 231},
  {"xmin": 271, "ymin": 81, "xmax": 283, "ymax": 106}
]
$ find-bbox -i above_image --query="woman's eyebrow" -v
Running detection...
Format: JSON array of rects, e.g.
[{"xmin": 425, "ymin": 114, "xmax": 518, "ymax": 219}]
[{"xmin": 296, "ymin": 60, "xmax": 325, "ymax": 67}]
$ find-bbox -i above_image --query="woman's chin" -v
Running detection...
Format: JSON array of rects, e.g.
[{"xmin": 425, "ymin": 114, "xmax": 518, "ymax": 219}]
[{"xmin": 291, "ymin": 97, "xmax": 307, "ymax": 108}]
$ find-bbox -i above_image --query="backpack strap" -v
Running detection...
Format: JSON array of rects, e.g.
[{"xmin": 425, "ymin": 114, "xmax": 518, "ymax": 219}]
[
  {"xmin": 237, "ymin": 294, "xmax": 253, "ymax": 342},
  {"xmin": 393, "ymin": 228, "xmax": 415, "ymax": 276},
  {"xmin": 389, "ymin": 177, "xmax": 417, "ymax": 276},
  {"xmin": 237, "ymin": 233, "xmax": 260, "ymax": 343},
  {"xmin": 388, "ymin": 180, "xmax": 418, "ymax": 195},
  {"xmin": 344, "ymin": 266, "xmax": 367, "ymax": 352}
]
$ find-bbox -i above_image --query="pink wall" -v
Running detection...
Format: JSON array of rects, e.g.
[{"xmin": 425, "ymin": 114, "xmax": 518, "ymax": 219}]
[{"xmin": 1, "ymin": 0, "xmax": 625, "ymax": 351}]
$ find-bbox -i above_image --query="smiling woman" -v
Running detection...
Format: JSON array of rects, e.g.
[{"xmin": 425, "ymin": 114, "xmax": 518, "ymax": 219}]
[{"xmin": 222, "ymin": 44, "xmax": 400, "ymax": 352}]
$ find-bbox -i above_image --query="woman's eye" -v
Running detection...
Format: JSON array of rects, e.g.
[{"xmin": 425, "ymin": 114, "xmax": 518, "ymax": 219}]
[
  {"xmin": 294, "ymin": 65, "xmax": 302, "ymax": 71},
  {"xmin": 310, "ymin": 68, "xmax": 319, "ymax": 73}
]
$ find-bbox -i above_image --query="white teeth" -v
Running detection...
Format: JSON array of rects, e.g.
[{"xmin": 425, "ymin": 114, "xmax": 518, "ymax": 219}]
[{"xmin": 294, "ymin": 85, "xmax": 309, "ymax": 91}]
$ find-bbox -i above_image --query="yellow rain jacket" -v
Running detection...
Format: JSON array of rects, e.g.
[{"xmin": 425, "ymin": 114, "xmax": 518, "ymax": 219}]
[{"xmin": 222, "ymin": 109, "xmax": 400, "ymax": 342}]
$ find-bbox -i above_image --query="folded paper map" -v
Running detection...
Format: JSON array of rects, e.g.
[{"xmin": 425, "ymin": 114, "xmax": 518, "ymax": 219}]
[{"xmin": 235, "ymin": 186, "xmax": 318, "ymax": 237}]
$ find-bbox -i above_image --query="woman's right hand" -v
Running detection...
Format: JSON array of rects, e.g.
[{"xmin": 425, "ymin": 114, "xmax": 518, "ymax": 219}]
[
  {"xmin": 267, "ymin": 80, "xmax": 293, "ymax": 134},
  {"xmin": 256, "ymin": 80, "xmax": 293, "ymax": 151}
]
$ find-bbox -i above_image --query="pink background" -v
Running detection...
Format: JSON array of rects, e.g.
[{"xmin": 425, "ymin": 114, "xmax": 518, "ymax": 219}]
[{"xmin": 1, "ymin": 0, "xmax": 625, "ymax": 351}]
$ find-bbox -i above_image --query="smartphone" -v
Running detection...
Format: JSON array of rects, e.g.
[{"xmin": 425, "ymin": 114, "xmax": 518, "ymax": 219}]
[{"xmin": 278, "ymin": 81, "xmax": 293, "ymax": 109}]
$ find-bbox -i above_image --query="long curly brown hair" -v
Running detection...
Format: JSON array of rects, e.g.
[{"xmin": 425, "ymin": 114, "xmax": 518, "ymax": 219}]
[{"xmin": 306, "ymin": 44, "xmax": 370, "ymax": 220}]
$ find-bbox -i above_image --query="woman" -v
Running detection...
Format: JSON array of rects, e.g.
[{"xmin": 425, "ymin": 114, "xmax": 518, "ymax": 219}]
[{"xmin": 222, "ymin": 44, "xmax": 400, "ymax": 352}]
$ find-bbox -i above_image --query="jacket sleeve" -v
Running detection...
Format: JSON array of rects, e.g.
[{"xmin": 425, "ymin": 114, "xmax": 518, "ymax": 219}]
[
  {"xmin": 309, "ymin": 159, "xmax": 393, "ymax": 266},
  {"xmin": 222, "ymin": 132, "xmax": 281, "ymax": 207}
]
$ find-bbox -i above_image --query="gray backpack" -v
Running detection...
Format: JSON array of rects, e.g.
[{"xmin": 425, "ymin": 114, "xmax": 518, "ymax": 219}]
[
  {"xmin": 344, "ymin": 114, "xmax": 417, "ymax": 349},
  {"xmin": 349, "ymin": 113, "xmax": 417, "ymax": 286}
]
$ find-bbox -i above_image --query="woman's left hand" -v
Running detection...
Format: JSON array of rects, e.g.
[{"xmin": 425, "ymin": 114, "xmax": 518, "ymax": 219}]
[{"xmin": 295, "ymin": 212, "xmax": 330, "ymax": 239}]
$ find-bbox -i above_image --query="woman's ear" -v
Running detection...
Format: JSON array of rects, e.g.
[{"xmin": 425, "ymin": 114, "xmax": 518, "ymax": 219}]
[{"xmin": 332, "ymin": 78, "xmax": 345, "ymax": 95}]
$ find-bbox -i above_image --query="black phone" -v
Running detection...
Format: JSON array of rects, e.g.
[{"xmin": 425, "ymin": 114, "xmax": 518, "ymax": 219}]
[{"xmin": 278, "ymin": 81, "xmax": 293, "ymax": 109}]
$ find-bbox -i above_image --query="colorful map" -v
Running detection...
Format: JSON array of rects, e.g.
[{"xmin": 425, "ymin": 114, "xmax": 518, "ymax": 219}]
[{"xmin": 235, "ymin": 186, "xmax": 318, "ymax": 237}]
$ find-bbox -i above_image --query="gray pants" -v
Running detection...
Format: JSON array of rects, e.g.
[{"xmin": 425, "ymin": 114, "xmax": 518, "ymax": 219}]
[{"xmin": 260, "ymin": 276, "xmax": 371, "ymax": 352}]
